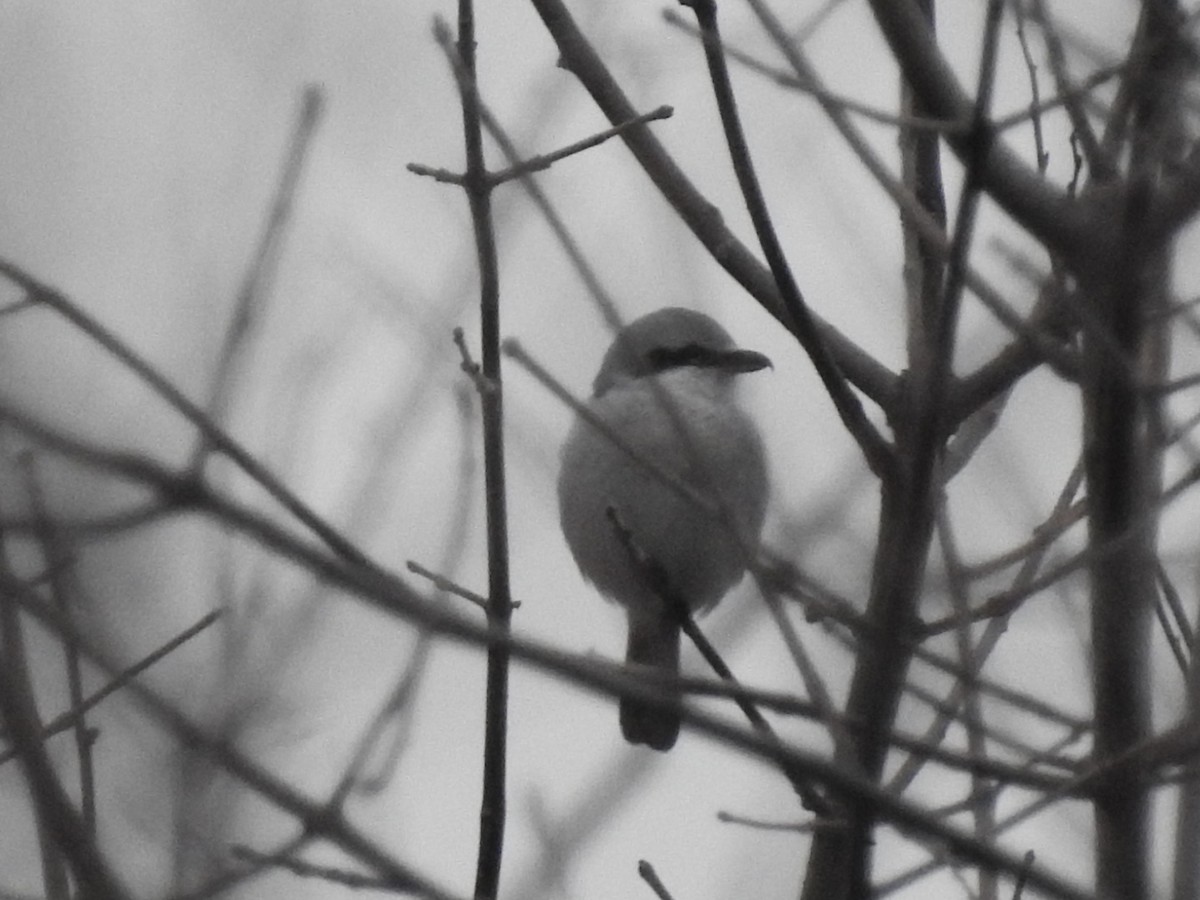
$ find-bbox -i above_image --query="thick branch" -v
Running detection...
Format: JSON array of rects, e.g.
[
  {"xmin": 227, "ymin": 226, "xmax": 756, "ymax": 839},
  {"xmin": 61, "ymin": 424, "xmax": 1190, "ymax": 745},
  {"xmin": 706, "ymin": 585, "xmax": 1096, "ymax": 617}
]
[{"xmin": 865, "ymin": 0, "xmax": 1110, "ymax": 270}]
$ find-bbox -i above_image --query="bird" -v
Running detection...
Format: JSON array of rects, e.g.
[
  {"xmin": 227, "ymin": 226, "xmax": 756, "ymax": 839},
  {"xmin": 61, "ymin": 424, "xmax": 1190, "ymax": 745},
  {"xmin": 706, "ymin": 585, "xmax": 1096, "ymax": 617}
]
[{"xmin": 557, "ymin": 307, "xmax": 770, "ymax": 751}]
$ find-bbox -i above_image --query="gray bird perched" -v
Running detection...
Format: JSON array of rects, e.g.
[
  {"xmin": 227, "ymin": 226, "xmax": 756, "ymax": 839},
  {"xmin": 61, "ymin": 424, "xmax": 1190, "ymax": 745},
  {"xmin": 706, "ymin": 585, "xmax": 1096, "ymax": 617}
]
[{"xmin": 557, "ymin": 307, "xmax": 770, "ymax": 751}]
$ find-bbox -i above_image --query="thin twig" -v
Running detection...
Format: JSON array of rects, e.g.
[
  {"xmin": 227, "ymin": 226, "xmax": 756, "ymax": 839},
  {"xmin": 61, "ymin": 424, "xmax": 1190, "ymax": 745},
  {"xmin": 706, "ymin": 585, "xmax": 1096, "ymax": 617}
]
[
  {"xmin": 431, "ymin": 11, "xmax": 514, "ymax": 898},
  {"xmin": 0, "ymin": 552, "xmax": 128, "ymax": 899},
  {"xmin": 992, "ymin": 64, "xmax": 1122, "ymax": 135},
  {"xmin": 662, "ymin": 10, "xmax": 964, "ymax": 133},
  {"xmin": 346, "ymin": 387, "xmax": 480, "ymax": 798},
  {"xmin": 637, "ymin": 860, "xmax": 676, "ymax": 900},
  {"xmin": 792, "ymin": 0, "xmax": 851, "ymax": 44},
  {"xmin": 956, "ymin": 500, "xmax": 1085, "ymax": 582},
  {"xmin": 767, "ymin": 554, "xmax": 1092, "ymax": 733},
  {"xmin": 452, "ymin": 327, "xmax": 497, "ymax": 396},
  {"xmin": 718, "ymin": 810, "xmax": 818, "ymax": 833},
  {"xmin": 1154, "ymin": 585, "xmax": 1190, "ymax": 675},
  {"xmin": 231, "ymin": 846, "xmax": 391, "ymax": 891},
  {"xmin": 940, "ymin": 504, "xmax": 998, "ymax": 900},
  {"xmin": 0, "ymin": 610, "xmax": 223, "ymax": 770},
  {"xmin": 0, "ymin": 258, "xmax": 375, "ymax": 570},
  {"xmin": 875, "ymin": 731, "xmax": 1086, "ymax": 897},
  {"xmin": 411, "ymin": 107, "xmax": 675, "ymax": 188},
  {"xmin": 1156, "ymin": 560, "xmax": 1193, "ymax": 651},
  {"xmin": 1012, "ymin": 850, "xmax": 1037, "ymax": 900},
  {"xmin": 1024, "ymin": 0, "xmax": 1113, "ymax": 179},
  {"xmin": 1014, "ymin": 1, "xmax": 1049, "ymax": 172},
  {"xmin": 21, "ymin": 455, "xmax": 96, "ymax": 835},
  {"xmin": 334, "ymin": 635, "xmax": 434, "ymax": 800},
  {"xmin": 681, "ymin": 0, "xmax": 893, "ymax": 479},
  {"xmin": 606, "ymin": 504, "xmax": 830, "ymax": 811},
  {"xmin": 193, "ymin": 84, "xmax": 324, "ymax": 467},
  {"xmin": 488, "ymin": 105, "xmax": 673, "ymax": 185},
  {"xmin": 407, "ymin": 560, "xmax": 491, "ymax": 612}
]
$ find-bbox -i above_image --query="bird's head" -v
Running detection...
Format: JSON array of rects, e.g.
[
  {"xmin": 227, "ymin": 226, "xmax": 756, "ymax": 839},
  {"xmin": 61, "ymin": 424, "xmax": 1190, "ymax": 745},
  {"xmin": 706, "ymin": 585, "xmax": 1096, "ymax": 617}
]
[{"xmin": 592, "ymin": 307, "xmax": 772, "ymax": 397}]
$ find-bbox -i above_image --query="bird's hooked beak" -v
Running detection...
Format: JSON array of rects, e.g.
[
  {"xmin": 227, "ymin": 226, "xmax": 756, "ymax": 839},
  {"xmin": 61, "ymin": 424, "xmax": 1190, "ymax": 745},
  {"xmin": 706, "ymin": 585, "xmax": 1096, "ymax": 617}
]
[{"xmin": 716, "ymin": 347, "xmax": 772, "ymax": 374}]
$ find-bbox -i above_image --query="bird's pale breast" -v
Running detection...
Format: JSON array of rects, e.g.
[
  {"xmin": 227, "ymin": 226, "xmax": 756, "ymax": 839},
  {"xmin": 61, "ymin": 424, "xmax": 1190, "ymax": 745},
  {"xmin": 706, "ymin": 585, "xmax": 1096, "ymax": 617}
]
[{"xmin": 557, "ymin": 370, "xmax": 768, "ymax": 619}]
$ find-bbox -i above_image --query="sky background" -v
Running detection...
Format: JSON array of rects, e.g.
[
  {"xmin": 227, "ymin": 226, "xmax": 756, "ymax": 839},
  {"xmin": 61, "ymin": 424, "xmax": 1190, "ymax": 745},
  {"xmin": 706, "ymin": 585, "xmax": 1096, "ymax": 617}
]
[{"xmin": 0, "ymin": 3, "xmax": 1194, "ymax": 899}]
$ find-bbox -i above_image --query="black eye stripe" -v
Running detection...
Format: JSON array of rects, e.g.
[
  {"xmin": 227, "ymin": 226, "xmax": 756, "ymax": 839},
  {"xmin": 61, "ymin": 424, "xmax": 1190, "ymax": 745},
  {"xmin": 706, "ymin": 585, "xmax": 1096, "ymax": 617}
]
[{"xmin": 645, "ymin": 343, "xmax": 721, "ymax": 372}]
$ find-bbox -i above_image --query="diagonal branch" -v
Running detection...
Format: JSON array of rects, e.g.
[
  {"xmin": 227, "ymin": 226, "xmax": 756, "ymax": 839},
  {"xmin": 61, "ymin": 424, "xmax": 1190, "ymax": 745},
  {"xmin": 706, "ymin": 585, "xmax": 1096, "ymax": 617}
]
[
  {"xmin": 679, "ymin": 0, "xmax": 893, "ymax": 478},
  {"xmin": 525, "ymin": 0, "xmax": 900, "ymax": 413},
  {"xmin": 0, "ymin": 259, "xmax": 375, "ymax": 571}
]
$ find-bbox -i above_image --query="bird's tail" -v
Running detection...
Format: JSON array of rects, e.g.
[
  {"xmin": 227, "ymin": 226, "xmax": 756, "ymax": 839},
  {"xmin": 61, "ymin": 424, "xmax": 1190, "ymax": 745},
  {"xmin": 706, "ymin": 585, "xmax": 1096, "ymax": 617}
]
[{"xmin": 621, "ymin": 614, "xmax": 682, "ymax": 751}]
